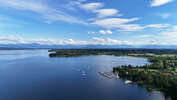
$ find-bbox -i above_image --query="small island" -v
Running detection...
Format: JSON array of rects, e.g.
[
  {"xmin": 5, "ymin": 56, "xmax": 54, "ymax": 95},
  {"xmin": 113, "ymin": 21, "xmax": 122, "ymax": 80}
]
[{"xmin": 49, "ymin": 49, "xmax": 177, "ymax": 99}]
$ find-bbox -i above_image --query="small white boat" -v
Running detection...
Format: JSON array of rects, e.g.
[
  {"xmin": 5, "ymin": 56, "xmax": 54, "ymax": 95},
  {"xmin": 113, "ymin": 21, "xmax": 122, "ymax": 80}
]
[
  {"xmin": 125, "ymin": 80, "xmax": 132, "ymax": 84},
  {"xmin": 82, "ymin": 74, "xmax": 85, "ymax": 75},
  {"xmin": 82, "ymin": 71, "xmax": 84, "ymax": 73},
  {"xmin": 77, "ymin": 69, "xmax": 79, "ymax": 71},
  {"xmin": 115, "ymin": 74, "xmax": 120, "ymax": 78}
]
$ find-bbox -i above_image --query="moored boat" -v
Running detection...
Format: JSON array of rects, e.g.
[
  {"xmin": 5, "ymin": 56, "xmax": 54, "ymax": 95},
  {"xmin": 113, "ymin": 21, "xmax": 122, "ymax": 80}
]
[{"xmin": 125, "ymin": 80, "xmax": 132, "ymax": 84}]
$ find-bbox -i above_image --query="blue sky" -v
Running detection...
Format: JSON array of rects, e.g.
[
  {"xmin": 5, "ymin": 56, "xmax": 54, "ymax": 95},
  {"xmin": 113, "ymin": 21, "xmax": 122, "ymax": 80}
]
[{"xmin": 0, "ymin": 0, "xmax": 177, "ymax": 45}]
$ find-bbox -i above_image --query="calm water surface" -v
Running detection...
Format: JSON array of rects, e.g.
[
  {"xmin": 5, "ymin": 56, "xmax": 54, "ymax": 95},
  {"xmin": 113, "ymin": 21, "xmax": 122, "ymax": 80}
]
[{"xmin": 0, "ymin": 50, "xmax": 170, "ymax": 100}]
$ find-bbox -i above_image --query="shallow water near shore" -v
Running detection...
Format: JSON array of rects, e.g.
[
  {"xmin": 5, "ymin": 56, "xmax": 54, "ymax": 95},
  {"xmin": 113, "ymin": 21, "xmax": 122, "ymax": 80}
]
[{"xmin": 0, "ymin": 50, "xmax": 171, "ymax": 100}]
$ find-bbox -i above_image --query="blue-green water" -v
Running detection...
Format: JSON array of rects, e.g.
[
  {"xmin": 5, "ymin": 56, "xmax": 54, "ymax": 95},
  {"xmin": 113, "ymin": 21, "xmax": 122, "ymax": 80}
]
[{"xmin": 0, "ymin": 50, "xmax": 170, "ymax": 100}]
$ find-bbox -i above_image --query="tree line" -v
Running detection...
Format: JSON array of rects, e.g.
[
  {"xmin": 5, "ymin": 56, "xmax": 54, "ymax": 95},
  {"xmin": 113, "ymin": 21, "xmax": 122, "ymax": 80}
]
[
  {"xmin": 49, "ymin": 49, "xmax": 177, "ymax": 57},
  {"xmin": 113, "ymin": 64, "xmax": 177, "ymax": 100}
]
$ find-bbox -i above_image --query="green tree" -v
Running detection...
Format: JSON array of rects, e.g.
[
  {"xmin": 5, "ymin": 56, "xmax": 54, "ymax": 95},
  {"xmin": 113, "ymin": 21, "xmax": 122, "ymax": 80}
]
[
  {"xmin": 172, "ymin": 66, "xmax": 175, "ymax": 71},
  {"xmin": 146, "ymin": 76, "xmax": 153, "ymax": 85}
]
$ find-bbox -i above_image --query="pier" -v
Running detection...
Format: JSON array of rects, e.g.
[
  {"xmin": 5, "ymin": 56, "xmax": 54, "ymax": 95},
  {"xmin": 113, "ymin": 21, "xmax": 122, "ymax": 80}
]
[{"xmin": 99, "ymin": 71, "xmax": 119, "ymax": 79}]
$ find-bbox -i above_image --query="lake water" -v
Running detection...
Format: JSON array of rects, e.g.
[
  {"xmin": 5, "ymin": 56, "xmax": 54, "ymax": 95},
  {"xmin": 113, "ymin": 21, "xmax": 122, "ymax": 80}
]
[{"xmin": 0, "ymin": 50, "xmax": 170, "ymax": 100}]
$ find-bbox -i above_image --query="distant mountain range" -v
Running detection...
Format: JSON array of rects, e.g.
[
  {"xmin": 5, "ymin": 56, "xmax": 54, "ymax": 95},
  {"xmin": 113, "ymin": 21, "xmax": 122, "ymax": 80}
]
[{"xmin": 0, "ymin": 43, "xmax": 177, "ymax": 49}]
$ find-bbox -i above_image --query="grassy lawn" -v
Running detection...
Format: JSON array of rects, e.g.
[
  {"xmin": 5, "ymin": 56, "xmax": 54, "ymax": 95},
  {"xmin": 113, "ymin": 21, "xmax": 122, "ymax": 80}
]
[
  {"xmin": 129, "ymin": 53, "xmax": 155, "ymax": 56},
  {"xmin": 148, "ymin": 69, "xmax": 158, "ymax": 72},
  {"xmin": 138, "ymin": 69, "xmax": 145, "ymax": 71},
  {"xmin": 137, "ymin": 69, "xmax": 158, "ymax": 72},
  {"xmin": 146, "ymin": 53, "xmax": 155, "ymax": 56},
  {"xmin": 129, "ymin": 53, "xmax": 169, "ymax": 57},
  {"xmin": 129, "ymin": 54, "xmax": 145, "ymax": 55},
  {"xmin": 160, "ymin": 54, "xmax": 176, "ymax": 57},
  {"xmin": 154, "ymin": 54, "xmax": 177, "ymax": 57}
]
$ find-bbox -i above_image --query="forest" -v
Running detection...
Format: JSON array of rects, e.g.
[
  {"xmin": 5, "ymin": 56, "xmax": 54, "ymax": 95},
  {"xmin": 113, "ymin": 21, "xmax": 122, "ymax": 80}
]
[
  {"xmin": 113, "ymin": 64, "xmax": 177, "ymax": 100},
  {"xmin": 49, "ymin": 49, "xmax": 177, "ymax": 57}
]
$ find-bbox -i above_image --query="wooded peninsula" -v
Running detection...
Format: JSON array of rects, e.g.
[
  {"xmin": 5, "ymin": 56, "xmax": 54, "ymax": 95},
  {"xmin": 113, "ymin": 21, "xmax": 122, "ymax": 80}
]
[{"xmin": 49, "ymin": 49, "xmax": 177, "ymax": 99}]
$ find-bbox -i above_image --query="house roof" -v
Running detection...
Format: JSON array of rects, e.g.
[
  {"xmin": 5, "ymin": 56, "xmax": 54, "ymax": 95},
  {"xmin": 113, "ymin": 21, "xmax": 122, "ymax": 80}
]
[{"xmin": 162, "ymin": 73, "xmax": 170, "ymax": 75}]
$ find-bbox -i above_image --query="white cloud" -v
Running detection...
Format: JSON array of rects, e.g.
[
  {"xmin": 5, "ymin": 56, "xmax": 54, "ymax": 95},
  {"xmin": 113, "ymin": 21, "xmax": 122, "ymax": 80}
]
[
  {"xmin": 2, "ymin": 35, "xmax": 177, "ymax": 46},
  {"xmin": 0, "ymin": 35, "xmax": 138, "ymax": 45},
  {"xmin": 0, "ymin": 0, "xmax": 86, "ymax": 24},
  {"xmin": 91, "ymin": 37, "xmax": 122, "ymax": 45},
  {"xmin": 106, "ymin": 30, "xmax": 113, "ymax": 34},
  {"xmin": 91, "ymin": 37, "xmax": 135, "ymax": 45},
  {"xmin": 150, "ymin": 0, "xmax": 173, "ymax": 7},
  {"xmin": 91, "ymin": 37, "xmax": 141, "ymax": 45},
  {"xmin": 145, "ymin": 24, "xmax": 170, "ymax": 28},
  {"xmin": 92, "ymin": 18, "xmax": 169, "ymax": 32},
  {"xmin": 117, "ymin": 14, "xmax": 124, "ymax": 17},
  {"xmin": 173, "ymin": 26, "xmax": 177, "ymax": 30},
  {"xmin": 87, "ymin": 31, "xmax": 95, "ymax": 34},
  {"xmin": 87, "ymin": 18, "xmax": 97, "ymax": 21},
  {"xmin": 148, "ymin": 39, "xmax": 177, "ymax": 45},
  {"xmin": 157, "ymin": 26, "xmax": 177, "ymax": 39},
  {"xmin": 91, "ymin": 18, "xmax": 140, "ymax": 28},
  {"xmin": 0, "ymin": 35, "xmax": 88, "ymax": 45},
  {"xmin": 96, "ymin": 9, "xmax": 118, "ymax": 18},
  {"xmin": 99, "ymin": 30, "xmax": 113, "ymax": 34},
  {"xmin": 68, "ymin": 39, "xmax": 75, "ymax": 43},
  {"xmin": 91, "ymin": 17, "xmax": 144, "ymax": 32},
  {"xmin": 159, "ymin": 31, "xmax": 177, "ymax": 38},
  {"xmin": 99, "ymin": 30, "xmax": 106, "ymax": 34},
  {"xmin": 158, "ymin": 13, "xmax": 171, "ymax": 18},
  {"xmin": 73, "ymin": 1, "xmax": 121, "ymax": 18},
  {"xmin": 79, "ymin": 3, "xmax": 103, "ymax": 11},
  {"xmin": 117, "ymin": 24, "xmax": 144, "ymax": 31},
  {"xmin": 132, "ymin": 35, "xmax": 152, "ymax": 39},
  {"xmin": 44, "ymin": 21, "xmax": 52, "ymax": 24}
]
